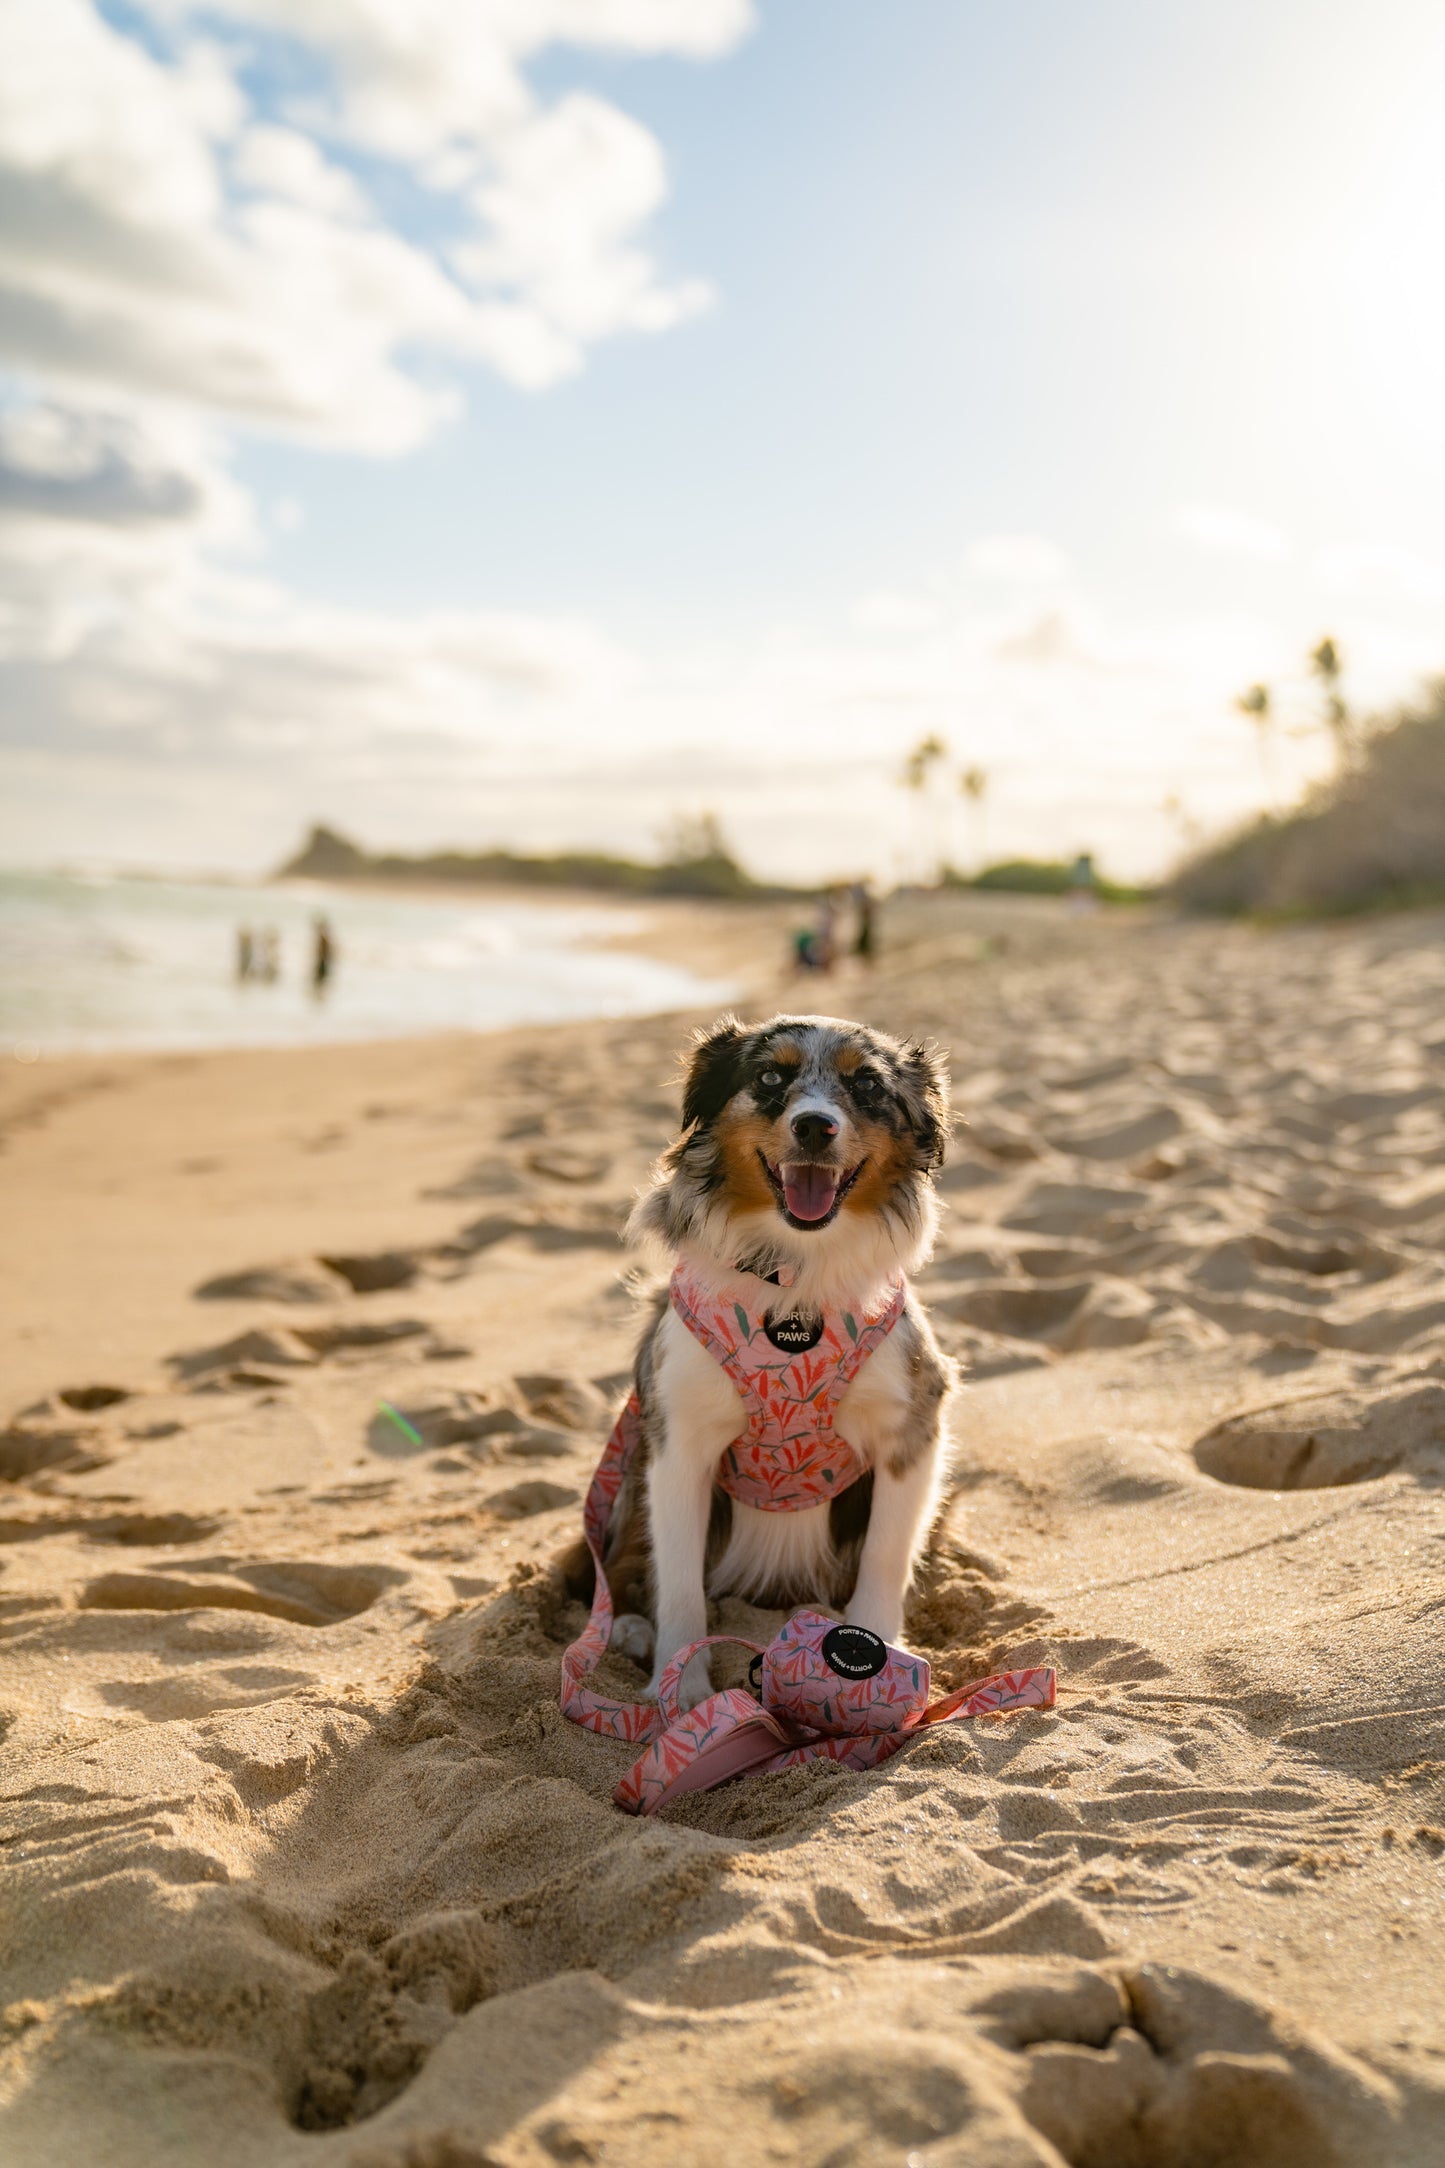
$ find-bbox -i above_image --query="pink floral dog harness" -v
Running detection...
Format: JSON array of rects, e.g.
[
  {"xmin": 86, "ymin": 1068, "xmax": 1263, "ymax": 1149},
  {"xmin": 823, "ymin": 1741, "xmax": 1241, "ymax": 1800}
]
[
  {"xmin": 559, "ymin": 1263, "xmax": 1057, "ymax": 1807},
  {"xmin": 670, "ymin": 1262, "xmax": 905, "ymax": 1511}
]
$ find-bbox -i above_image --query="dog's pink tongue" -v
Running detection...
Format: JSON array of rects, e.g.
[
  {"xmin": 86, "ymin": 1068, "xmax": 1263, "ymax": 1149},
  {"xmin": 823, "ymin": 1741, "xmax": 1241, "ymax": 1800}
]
[{"xmin": 783, "ymin": 1164, "xmax": 839, "ymax": 1222}]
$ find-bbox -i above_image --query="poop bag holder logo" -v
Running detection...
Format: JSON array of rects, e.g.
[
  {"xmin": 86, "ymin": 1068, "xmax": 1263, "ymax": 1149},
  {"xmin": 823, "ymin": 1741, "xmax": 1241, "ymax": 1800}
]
[{"xmin": 610, "ymin": 1608, "xmax": 1057, "ymax": 1815}]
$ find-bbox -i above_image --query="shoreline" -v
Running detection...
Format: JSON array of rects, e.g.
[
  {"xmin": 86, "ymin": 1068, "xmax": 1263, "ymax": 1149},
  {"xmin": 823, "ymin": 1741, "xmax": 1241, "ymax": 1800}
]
[{"xmin": 2, "ymin": 879, "xmax": 785, "ymax": 1065}]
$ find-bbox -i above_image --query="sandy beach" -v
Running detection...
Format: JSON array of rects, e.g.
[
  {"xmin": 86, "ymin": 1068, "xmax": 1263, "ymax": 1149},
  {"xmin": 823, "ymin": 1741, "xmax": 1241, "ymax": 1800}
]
[{"xmin": 3, "ymin": 891, "xmax": 1444, "ymax": 2167}]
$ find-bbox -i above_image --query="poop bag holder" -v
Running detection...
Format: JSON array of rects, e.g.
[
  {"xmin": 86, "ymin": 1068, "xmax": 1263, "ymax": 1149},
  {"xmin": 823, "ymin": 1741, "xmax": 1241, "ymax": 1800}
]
[{"xmin": 611, "ymin": 1608, "xmax": 1055, "ymax": 1816}]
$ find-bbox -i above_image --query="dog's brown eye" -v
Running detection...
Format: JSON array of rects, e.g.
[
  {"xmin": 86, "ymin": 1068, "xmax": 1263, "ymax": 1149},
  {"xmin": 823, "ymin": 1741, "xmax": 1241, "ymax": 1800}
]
[{"xmin": 852, "ymin": 1073, "xmax": 882, "ymax": 1101}]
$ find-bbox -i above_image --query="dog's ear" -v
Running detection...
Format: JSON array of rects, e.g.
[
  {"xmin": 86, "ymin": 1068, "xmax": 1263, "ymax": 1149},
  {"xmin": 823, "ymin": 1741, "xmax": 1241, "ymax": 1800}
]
[
  {"xmin": 898, "ymin": 1039, "xmax": 950, "ymax": 1168},
  {"xmin": 681, "ymin": 1016, "xmax": 749, "ymax": 1132}
]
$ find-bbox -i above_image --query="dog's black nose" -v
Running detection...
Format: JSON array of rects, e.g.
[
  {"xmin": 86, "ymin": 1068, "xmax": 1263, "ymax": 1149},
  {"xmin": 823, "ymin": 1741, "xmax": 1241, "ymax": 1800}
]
[{"xmin": 790, "ymin": 1109, "xmax": 838, "ymax": 1152}]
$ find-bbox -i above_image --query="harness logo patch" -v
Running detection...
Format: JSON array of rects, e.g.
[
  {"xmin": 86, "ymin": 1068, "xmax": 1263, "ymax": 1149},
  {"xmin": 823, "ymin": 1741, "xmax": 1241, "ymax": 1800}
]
[
  {"xmin": 764, "ymin": 1310, "xmax": 824, "ymax": 1354},
  {"xmin": 821, "ymin": 1624, "xmax": 888, "ymax": 1679}
]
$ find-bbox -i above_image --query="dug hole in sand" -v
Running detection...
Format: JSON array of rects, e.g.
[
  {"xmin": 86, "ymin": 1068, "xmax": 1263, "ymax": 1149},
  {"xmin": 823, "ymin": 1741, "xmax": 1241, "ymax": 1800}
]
[{"xmin": 2, "ymin": 893, "xmax": 1444, "ymax": 2167}]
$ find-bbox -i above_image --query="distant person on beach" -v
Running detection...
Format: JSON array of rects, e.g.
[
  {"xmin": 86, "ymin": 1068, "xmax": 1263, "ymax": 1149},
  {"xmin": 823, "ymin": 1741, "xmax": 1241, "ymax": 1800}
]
[
  {"xmin": 257, "ymin": 927, "xmax": 280, "ymax": 982},
  {"xmin": 312, "ymin": 914, "xmax": 336, "ymax": 996},
  {"xmin": 1067, "ymin": 852, "xmax": 1099, "ymax": 915},
  {"xmin": 790, "ymin": 892, "xmax": 838, "ymax": 974},
  {"xmin": 852, "ymin": 879, "xmax": 877, "ymax": 965},
  {"xmin": 235, "ymin": 925, "xmax": 254, "ymax": 982},
  {"xmin": 814, "ymin": 891, "xmax": 838, "ymax": 972}
]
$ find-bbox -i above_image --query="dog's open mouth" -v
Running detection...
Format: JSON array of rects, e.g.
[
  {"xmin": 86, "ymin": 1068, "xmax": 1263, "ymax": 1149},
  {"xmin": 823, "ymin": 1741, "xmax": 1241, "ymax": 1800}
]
[{"xmin": 760, "ymin": 1154, "xmax": 864, "ymax": 1228}]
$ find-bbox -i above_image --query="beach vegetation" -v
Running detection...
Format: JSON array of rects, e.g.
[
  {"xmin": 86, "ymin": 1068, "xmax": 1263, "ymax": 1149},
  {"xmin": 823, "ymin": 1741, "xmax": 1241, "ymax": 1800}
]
[
  {"xmin": 275, "ymin": 820, "xmax": 810, "ymax": 901},
  {"xmin": 943, "ymin": 858, "xmax": 1153, "ymax": 904},
  {"xmin": 1171, "ymin": 678, "xmax": 1445, "ymax": 916}
]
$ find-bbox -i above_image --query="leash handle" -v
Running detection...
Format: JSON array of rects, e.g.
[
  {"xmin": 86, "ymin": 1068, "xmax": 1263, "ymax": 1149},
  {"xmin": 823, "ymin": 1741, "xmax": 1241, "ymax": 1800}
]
[
  {"xmin": 655, "ymin": 1634, "xmax": 767, "ymax": 1724},
  {"xmin": 918, "ymin": 1664, "xmax": 1057, "ymax": 1726}
]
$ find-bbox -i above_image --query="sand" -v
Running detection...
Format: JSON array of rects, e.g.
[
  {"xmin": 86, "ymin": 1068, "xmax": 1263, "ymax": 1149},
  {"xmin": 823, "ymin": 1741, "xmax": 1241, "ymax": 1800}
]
[{"xmin": 2, "ymin": 891, "xmax": 1444, "ymax": 2167}]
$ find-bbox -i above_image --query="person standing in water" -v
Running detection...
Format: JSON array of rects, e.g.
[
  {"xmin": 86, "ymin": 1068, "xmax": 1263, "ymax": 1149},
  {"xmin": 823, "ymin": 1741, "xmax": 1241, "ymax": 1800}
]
[
  {"xmin": 852, "ymin": 879, "xmax": 877, "ymax": 965},
  {"xmin": 235, "ymin": 925, "xmax": 254, "ymax": 982},
  {"xmin": 312, "ymin": 914, "xmax": 336, "ymax": 996}
]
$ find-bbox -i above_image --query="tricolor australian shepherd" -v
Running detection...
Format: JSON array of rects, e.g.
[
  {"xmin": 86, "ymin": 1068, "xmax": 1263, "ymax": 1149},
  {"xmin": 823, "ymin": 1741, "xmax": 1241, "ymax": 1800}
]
[{"xmin": 597, "ymin": 1012, "xmax": 956, "ymax": 1710}]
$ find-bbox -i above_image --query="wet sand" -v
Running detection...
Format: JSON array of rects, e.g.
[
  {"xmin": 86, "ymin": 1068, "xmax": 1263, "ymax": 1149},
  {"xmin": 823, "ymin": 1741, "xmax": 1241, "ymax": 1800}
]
[{"xmin": 2, "ymin": 892, "xmax": 1444, "ymax": 2165}]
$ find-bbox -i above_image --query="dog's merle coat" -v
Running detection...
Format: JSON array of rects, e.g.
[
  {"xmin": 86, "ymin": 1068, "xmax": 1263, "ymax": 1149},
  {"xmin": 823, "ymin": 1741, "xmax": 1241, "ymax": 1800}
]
[{"xmin": 585, "ymin": 1013, "xmax": 957, "ymax": 1708}]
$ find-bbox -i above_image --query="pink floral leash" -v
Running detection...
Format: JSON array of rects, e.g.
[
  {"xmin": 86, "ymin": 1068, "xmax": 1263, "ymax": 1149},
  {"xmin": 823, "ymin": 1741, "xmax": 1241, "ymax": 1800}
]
[
  {"xmin": 559, "ymin": 1268, "xmax": 1056, "ymax": 1809},
  {"xmin": 614, "ymin": 1612, "xmax": 1057, "ymax": 1816}
]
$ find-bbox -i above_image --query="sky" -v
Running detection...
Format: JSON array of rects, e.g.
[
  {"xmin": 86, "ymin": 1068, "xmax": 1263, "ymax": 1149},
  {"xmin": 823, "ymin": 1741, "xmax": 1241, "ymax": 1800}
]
[{"xmin": 2, "ymin": 0, "xmax": 1444, "ymax": 884}]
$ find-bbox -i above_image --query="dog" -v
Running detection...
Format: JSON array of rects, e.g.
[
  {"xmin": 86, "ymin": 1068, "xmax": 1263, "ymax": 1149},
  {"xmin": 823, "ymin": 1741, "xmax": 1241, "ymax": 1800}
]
[{"xmin": 593, "ymin": 1011, "xmax": 956, "ymax": 1711}]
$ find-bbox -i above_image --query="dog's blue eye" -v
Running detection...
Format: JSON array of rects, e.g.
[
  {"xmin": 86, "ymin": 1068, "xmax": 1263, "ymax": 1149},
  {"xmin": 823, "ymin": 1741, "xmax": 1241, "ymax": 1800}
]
[{"xmin": 758, "ymin": 1067, "xmax": 785, "ymax": 1089}]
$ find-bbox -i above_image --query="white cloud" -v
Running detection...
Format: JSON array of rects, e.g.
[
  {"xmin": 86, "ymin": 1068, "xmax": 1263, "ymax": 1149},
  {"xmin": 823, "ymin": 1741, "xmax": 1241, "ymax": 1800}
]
[
  {"xmin": 232, "ymin": 125, "xmax": 370, "ymax": 220},
  {"xmin": 0, "ymin": 401, "xmax": 214, "ymax": 526},
  {"xmin": 137, "ymin": 0, "xmax": 755, "ymax": 162},
  {"xmin": 0, "ymin": 0, "xmax": 753, "ymax": 852},
  {"xmin": 456, "ymin": 95, "xmax": 710, "ymax": 363},
  {"xmin": 0, "ymin": 0, "xmax": 744, "ymax": 445},
  {"xmin": 1173, "ymin": 501, "xmax": 1291, "ymax": 561},
  {"xmin": 964, "ymin": 532, "xmax": 1070, "ymax": 582}
]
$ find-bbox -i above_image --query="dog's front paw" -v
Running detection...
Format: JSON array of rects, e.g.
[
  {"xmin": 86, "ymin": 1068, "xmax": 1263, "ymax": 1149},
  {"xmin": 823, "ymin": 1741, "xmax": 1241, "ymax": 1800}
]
[
  {"xmin": 844, "ymin": 1598, "xmax": 902, "ymax": 1645},
  {"xmin": 647, "ymin": 1651, "xmax": 713, "ymax": 1712},
  {"xmin": 608, "ymin": 1613, "xmax": 655, "ymax": 1666}
]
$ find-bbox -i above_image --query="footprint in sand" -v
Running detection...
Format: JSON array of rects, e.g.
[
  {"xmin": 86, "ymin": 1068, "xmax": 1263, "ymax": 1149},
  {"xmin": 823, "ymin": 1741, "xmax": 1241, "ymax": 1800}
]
[
  {"xmin": 524, "ymin": 1146, "xmax": 612, "ymax": 1183},
  {"xmin": 89, "ymin": 1511, "xmax": 220, "ymax": 1545},
  {"xmin": 170, "ymin": 1318, "xmax": 430, "ymax": 1386},
  {"xmin": 170, "ymin": 1326, "xmax": 320, "ymax": 1381},
  {"xmin": 317, "ymin": 1249, "xmax": 421, "ymax": 1294},
  {"xmin": 56, "ymin": 1384, "xmax": 132, "ymax": 1410},
  {"xmin": 486, "ymin": 1479, "xmax": 578, "ymax": 1520},
  {"xmin": 193, "ymin": 1264, "xmax": 336, "ymax": 1303},
  {"xmin": 292, "ymin": 1911, "xmax": 504, "ymax": 2130},
  {"xmin": 1193, "ymin": 1381, "xmax": 1445, "ymax": 1490},
  {"xmin": 422, "ymin": 1153, "xmax": 531, "ymax": 1201},
  {"xmin": 513, "ymin": 1373, "xmax": 608, "ymax": 1431},
  {"xmin": 449, "ymin": 1211, "xmax": 624, "ymax": 1258},
  {"xmin": 984, "ymin": 1961, "xmax": 1397, "ymax": 2168},
  {"xmin": 1002, "ymin": 1179, "xmax": 1150, "ymax": 1237},
  {"xmin": 1048, "ymin": 1103, "xmax": 1186, "ymax": 1162},
  {"xmin": 365, "ymin": 1397, "xmax": 571, "ymax": 1461},
  {"xmin": 937, "ymin": 1276, "xmax": 1157, "ymax": 1352},
  {"xmin": 78, "ymin": 1558, "xmax": 403, "ymax": 1626},
  {"xmin": 0, "ymin": 1419, "xmax": 110, "ymax": 1480}
]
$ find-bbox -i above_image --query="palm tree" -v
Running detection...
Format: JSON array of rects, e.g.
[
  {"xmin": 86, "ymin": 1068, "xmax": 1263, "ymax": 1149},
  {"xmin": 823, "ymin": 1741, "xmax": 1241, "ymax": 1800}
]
[
  {"xmin": 959, "ymin": 765, "xmax": 989, "ymax": 871},
  {"xmin": 1309, "ymin": 636, "xmax": 1352, "ymax": 768},
  {"xmin": 898, "ymin": 733, "xmax": 949, "ymax": 880},
  {"xmin": 1235, "ymin": 683, "xmax": 1278, "ymax": 806},
  {"xmin": 900, "ymin": 733, "xmax": 948, "ymax": 794}
]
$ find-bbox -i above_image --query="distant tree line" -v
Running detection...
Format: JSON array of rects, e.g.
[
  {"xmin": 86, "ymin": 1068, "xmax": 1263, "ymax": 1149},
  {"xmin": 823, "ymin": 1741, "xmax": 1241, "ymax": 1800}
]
[{"xmin": 274, "ymin": 818, "xmax": 811, "ymax": 901}]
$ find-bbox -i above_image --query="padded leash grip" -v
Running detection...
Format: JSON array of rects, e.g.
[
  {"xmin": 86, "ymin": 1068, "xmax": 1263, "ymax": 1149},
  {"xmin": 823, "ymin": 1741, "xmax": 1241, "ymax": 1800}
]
[{"xmin": 654, "ymin": 1634, "xmax": 767, "ymax": 1724}]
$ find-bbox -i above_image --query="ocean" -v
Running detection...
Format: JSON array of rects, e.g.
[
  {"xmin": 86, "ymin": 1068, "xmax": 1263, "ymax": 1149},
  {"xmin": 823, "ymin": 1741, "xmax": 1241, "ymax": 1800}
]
[{"xmin": 0, "ymin": 871, "xmax": 734, "ymax": 1056}]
